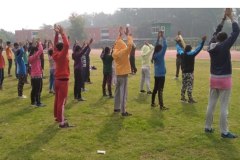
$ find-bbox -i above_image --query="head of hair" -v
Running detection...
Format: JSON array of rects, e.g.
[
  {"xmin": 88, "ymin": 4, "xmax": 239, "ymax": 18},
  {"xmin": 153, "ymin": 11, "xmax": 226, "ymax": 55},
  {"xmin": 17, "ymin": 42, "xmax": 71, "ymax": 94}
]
[
  {"xmin": 0, "ymin": 46, "xmax": 3, "ymax": 51},
  {"xmin": 6, "ymin": 41, "xmax": 11, "ymax": 45},
  {"xmin": 74, "ymin": 45, "xmax": 82, "ymax": 52},
  {"xmin": 29, "ymin": 46, "xmax": 38, "ymax": 57},
  {"xmin": 23, "ymin": 45, "xmax": 27, "ymax": 51},
  {"xmin": 217, "ymin": 32, "xmax": 228, "ymax": 42},
  {"xmin": 184, "ymin": 45, "xmax": 192, "ymax": 53},
  {"xmin": 104, "ymin": 47, "xmax": 110, "ymax": 54},
  {"xmin": 154, "ymin": 44, "xmax": 162, "ymax": 53},
  {"xmin": 48, "ymin": 49, "xmax": 53, "ymax": 56},
  {"xmin": 56, "ymin": 42, "xmax": 63, "ymax": 51},
  {"xmin": 14, "ymin": 42, "xmax": 19, "ymax": 48}
]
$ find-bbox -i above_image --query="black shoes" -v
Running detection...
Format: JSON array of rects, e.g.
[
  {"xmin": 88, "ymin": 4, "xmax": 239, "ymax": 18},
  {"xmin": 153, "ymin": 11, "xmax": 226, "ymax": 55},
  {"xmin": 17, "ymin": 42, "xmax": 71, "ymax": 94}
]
[
  {"xmin": 121, "ymin": 112, "xmax": 132, "ymax": 116},
  {"xmin": 59, "ymin": 122, "xmax": 75, "ymax": 128},
  {"xmin": 114, "ymin": 109, "xmax": 120, "ymax": 113},
  {"xmin": 140, "ymin": 90, "xmax": 146, "ymax": 93},
  {"xmin": 147, "ymin": 91, "xmax": 152, "ymax": 94}
]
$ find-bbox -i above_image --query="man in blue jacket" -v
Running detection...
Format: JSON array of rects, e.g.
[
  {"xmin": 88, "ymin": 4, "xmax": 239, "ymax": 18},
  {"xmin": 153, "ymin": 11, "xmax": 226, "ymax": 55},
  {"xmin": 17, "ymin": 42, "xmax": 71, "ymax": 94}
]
[{"xmin": 205, "ymin": 9, "xmax": 239, "ymax": 138}]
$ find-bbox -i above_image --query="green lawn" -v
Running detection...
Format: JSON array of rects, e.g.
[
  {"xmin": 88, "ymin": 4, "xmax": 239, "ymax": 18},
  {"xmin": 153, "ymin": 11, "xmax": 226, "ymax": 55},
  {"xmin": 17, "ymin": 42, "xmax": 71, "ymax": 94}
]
[{"xmin": 0, "ymin": 53, "xmax": 240, "ymax": 160}]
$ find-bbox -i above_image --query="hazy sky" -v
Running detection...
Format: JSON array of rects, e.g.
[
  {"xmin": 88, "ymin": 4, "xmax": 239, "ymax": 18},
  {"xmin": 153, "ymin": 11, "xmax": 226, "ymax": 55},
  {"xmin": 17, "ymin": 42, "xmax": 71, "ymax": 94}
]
[{"xmin": 0, "ymin": 0, "xmax": 239, "ymax": 33}]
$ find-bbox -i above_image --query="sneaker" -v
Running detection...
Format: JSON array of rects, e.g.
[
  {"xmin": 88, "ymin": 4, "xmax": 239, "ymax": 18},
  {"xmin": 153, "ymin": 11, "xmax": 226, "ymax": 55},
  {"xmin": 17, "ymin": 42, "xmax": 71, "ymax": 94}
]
[
  {"xmin": 30, "ymin": 103, "xmax": 37, "ymax": 107},
  {"xmin": 173, "ymin": 77, "xmax": 179, "ymax": 80},
  {"xmin": 151, "ymin": 103, "xmax": 157, "ymax": 107},
  {"xmin": 188, "ymin": 99, "xmax": 197, "ymax": 104},
  {"xmin": 19, "ymin": 95, "xmax": 27, "ymax": 99},
  {"xmin": 109, "ymin": 95, "xmax": 114, "ymax": 98},
  {"xmin": 114, "ymin": 109, "xmax": 120, "ymax": 113},
  {"xmin": 221, "ymin": 132, "xmax": 237, "ymax": 139},
  {"xmin": 181, "ymin": 98, "xmax": 188, "ymax": 103},
  {"xmin": 36, "ymin": 103, "xmax": 46, "ymax": 107},
  {"xmin": 78, "ymin": 98, "xmax": 86, "ymax": 101},
  {"xmin": 140, "ymin": 90, "xmax": 146, "ymax": 93},
  {"xmin": 147, "ymin": 91, "xmax": 152, "ymax": 94},
  {"xmin": 160, "ymin": 106, "xmax": 169, "ymax": 110},
  {"xmin": 205, "ymin": 128, "xmax": 214, "ymax": 133},
  {"xmin": 59, "ymin": 122, "xmax": 70, "ymax": 128},
  {"xmin": 121, "ymin": 112, "xmax": 132, "ymax": 116}
]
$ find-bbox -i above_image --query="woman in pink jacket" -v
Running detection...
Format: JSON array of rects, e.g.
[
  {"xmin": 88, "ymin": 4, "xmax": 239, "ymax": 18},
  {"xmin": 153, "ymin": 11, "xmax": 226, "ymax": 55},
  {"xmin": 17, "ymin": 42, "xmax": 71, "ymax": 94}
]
[{"xmin": 28, "ymin": 41, "xmax": 45, "ymax": 107}]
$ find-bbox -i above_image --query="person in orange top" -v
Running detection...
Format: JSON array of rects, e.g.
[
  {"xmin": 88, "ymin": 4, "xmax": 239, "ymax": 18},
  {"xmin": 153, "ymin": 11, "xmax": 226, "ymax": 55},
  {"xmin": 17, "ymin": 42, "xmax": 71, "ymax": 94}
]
[
  {"xmin": 5, "ymin": 41, "xmax": 13, "ymax": 77},
  {"xmin": 112, "ymin": 26, "xmax": 133, "ymax": 116},
  {"xmin": 52, "ymin": 24, "xmax": 71, "ymax": 128},
  {"xmin": 0, "ymin": 46, "xmax": 5, "ymax": 90}
]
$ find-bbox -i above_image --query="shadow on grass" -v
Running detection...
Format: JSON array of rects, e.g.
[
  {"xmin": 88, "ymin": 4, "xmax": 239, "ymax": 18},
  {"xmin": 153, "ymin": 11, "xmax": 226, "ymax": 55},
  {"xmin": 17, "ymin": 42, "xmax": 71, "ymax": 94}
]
[
  {"xmin": 176, "ymin": 102, "xmax": 198, "ymax": 117},
  {"xmin": 5, "ymin": 124, "xmax": 59, "ymax": 160},
  {"xmin": 0, "ymin": 97, "xmax": 19, "ymax": 107},
  {"xmin": 134, "ymin": 93, "xmax": 150, "ymax": 104},
  {"xmin": 0, "ymin": 107, "xmax": 35, "ymax": 124},
  {"xmin": 97, "ymin": 113, "xmax": 123, "ymax": 143},
  {"xmin": 148, "ymin": 108, "xmax": 165, "ymax": 129},
  {"xmin": 88, "ymin": 96, "xmax": 109, "ymax": 108},
  {"xmin": 206, "ymin": 134, "xmax": 240, "ymax": 160}
]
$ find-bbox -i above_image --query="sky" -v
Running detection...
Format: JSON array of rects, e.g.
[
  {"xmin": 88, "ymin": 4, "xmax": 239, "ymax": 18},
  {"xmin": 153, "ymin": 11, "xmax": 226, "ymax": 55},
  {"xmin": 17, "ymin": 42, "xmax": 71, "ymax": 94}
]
[{"xmin": 0, "ymin": 0, "xmax": 239, "ymax": 33}]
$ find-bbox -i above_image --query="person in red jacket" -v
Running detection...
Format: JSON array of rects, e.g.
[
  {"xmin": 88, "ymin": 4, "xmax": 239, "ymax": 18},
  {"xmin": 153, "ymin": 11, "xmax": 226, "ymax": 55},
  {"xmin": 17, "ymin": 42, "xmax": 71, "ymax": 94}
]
[
  {"xmin": 53, "ymin": 24, "xmax": 71, "ymax": 128},
  {"xmin": 0, "ymin": 46, "xmax": 5, "ymax": 90}
]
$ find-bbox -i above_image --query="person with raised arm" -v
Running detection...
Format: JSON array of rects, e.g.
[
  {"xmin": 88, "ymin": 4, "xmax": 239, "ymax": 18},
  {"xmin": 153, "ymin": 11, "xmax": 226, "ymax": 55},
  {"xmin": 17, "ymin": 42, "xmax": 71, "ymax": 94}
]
[
  {"xmin": 205, "ymin": 9, "xmax": 239, "ymax": 138},
  {"xmin": 112, "ymin": 27, "xmax": 133, "ymax": 116}
]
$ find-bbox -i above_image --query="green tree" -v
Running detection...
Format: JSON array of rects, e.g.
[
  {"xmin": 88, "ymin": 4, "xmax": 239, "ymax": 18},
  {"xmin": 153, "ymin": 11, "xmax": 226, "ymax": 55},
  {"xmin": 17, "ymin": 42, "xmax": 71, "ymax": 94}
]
[
  {"xmin": 0, "ymin": 29, "xmax": 14, "ymax": 43},
  {"xmin": 68, "ymin": 13, "xmax": 86, "ymax": 41}
]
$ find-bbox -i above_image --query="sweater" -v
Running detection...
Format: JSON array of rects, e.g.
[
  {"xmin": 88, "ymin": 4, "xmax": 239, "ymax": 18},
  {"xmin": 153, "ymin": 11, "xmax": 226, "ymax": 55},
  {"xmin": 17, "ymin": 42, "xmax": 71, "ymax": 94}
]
[
  {"xmin": 28, "ymin": 43, "xmax": 43, "ymax": 77},
  {"xmin": 16, "ymin": 47, "xmax": 26, "ymax": 75},
  {"xmin": 152, "ymin": 37, "xmax": 167, "ymax": 77},
  {"xmin": 101, "ymin": 50, "xmax": 113, "ymax": 74},
  {"xmin": 6, "ymin": 46, "xmax": 13, "ymax": 59},
  {"xmin": 141, "ymin": 44, "xmax": 154, "ymax": 67},
  {"xmin": 53, "ymin": 32, "xmax": 70, "ymax": 79},
  {"xmin": 0, "ymin": 53, "xmax": 5, "ymax": 68},
  {"xmin": 113, "ymin": 35, "xmax": 133, "ymax": 75},
  {"xmin": 177, "ymin": 40, "xmax": 205, "ymax": 73},
  {"xmin": 208, "ymin": 21, "xmax": 240, "ymax": 75},
  {"xmin": 72, "ymin": 46, "xmax": 89, "ymax": 70}
]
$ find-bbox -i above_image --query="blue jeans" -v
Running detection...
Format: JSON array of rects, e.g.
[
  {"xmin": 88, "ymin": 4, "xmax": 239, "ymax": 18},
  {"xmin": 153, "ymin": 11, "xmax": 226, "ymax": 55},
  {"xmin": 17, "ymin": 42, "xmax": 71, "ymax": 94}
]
[{"xmin": 49, "ymin": 69, "xmax": 55, "ymax": 91}]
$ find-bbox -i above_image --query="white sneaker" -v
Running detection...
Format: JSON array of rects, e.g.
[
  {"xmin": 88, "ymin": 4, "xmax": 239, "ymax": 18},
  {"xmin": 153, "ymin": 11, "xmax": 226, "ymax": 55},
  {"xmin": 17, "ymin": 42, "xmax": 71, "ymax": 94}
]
[{"xmin": 19, "ymin": 95, "xmax": 27, "ymax": 99}]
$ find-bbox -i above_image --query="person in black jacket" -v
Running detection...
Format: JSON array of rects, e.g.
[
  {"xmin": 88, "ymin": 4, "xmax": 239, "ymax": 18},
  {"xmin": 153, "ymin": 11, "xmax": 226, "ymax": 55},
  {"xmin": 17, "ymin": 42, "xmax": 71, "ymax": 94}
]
[{"xmin": 176, "ymin": 36, "xmax": 206, "ymax": 103}]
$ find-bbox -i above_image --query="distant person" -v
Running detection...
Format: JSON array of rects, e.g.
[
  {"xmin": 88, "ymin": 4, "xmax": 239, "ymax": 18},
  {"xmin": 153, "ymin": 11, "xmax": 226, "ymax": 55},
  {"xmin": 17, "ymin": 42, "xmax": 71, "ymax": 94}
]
[
  {"xmin": 205, "ymin": 9, "xmax": 239, "ymax": 138},
  {"xmin": 5, "ymin": 41, "xmax": 13, "ymax": 77},
  {"xmin": 53, "ymin": 25, "xmax": 72, "ymax": 128},
  {"xmin": 14, "ymin": 42, "xmax": 27, "ymax": 98},
  {"xmin": 174, "ymin": 31, "xmax": 186, "ymax": 80},
  {"xmin": 81, "ymin": 43, "xmax": 87, "ymax": 92},
  {"xmin": 12, "ymin": 43, "xmax": 19, "ymax": 79},
  {"xmin": 72, "ymin": 39, "xmax": 93, "ymax": 101},
  {"xmin": 28, "ymin": 41, "xmax": 45, "ymax": 107},
  {"xmin": 177, "ymin": 35, "xmax": 206, "ymax": 103},
  {"xmin": 113, "ymin": 26, "xmax": 133, "ymax": 116},
  {"xmin": 100, "ymin": 46, "xmax": 113, "ymax": 98},
  {"xmin": 85, "ymin": 43, "xmax": 92, "ymax": 84},
  {"xmin": 48, "ymin": 42, "xmax": 55, "ymax": 94},
  {"xmin": 151, "ymin": 31, "xmax": 168, "ymax": 110},
  {"xmin": 23, "ymin": 45, "xmax": 29, "ymax": 84},
  {"xmin": 0, "ymin": 46, "xmax": 5, "ymax": 90},
  {"xmin": 140, "ymin": 41, "xmax": 154, "ymax": 94},
  {"xmin": 129, "ymin": 43, "xmax": 137, "ymax": 74}
]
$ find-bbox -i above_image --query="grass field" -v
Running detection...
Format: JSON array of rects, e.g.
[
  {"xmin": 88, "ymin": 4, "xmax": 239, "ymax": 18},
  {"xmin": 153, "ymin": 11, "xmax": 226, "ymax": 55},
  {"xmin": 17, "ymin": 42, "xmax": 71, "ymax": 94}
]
[{"xmin": 0, "ymin": 52, "xmax": 240, "ymax": 160}]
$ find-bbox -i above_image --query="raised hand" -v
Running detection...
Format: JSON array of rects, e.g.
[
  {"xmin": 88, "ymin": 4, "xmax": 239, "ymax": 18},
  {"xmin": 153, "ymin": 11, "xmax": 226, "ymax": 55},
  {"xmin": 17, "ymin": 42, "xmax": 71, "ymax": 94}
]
[
  {"xmin": 124, "ymin": 27, "xmax": 129, "ymax": 36},
  {"xmin": 225, "ymin": 8, "xmax": 233, "ymax": 19},
  {"xmin": 119, "ymin": 26, "xmax": 123, "ymax": 36},
  {"xmin": 88, "ymin": 38, "xmax": 93, "ymax": 45},
  {"xmin": 202, "ymin": 35, "xmax": 207, "ymax": 41},
  {"xmin": 54, "ymin": 24, "xmax": 59, "ymax": 33},
  {"xmin": 58, "ymin": 25, "xmax": 64, "ymax": 34}
]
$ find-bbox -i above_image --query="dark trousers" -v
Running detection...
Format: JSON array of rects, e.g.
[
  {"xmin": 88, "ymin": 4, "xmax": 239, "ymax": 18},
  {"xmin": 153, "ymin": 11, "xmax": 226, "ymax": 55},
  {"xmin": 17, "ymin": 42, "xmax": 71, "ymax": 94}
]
[
  {"xmin": 74, "ymin": 69, "xmax": 82, "ymax": 99},
  {"xmin": 85, "ymin": 65, "xmax": 91, "ymax": 82},
  {"xmin": 81, "ymin": 67, "xmax": 86, "ymax": 89},
  {"xmin": 152, "ymin": 76, "xmax": 165, "ymax": 106},
  {"xmin": 130, "ymin": 55, "xmax": 137, "ymax": 74},
  {"xmin": 8, "ymin": 59, "xmax": 12, "ymax": 75},
  {"xmin": 31, "ymin": 78, "xmax": 43, "ymax": 104},
  {"xmin": 0, "ymin": 68, "xmax": 4, "ymax": 86},
  {"xmin": 102, "ymin": 73, "xmax": 112, "ymax": 96},
  {"xmin": 176, "ymin": 56, "xmax": 181, "ymax": 77},
  {"xmin": 18, "ymin": 75, "xmax": 25, "ymax": 96}
]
